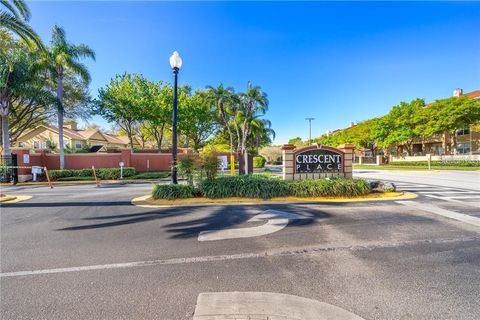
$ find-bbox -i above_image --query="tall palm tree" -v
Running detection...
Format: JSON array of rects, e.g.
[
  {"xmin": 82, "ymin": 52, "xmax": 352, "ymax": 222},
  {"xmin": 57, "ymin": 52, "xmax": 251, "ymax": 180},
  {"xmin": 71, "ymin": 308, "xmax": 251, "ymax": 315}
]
[
  {"xmin": 44, "ymin": 25, "xmax": 95, "ymax": 169},
  {"xmin": 206, "ymin": 83, "xmax": 236, "ymax": 153},
  {"xmin": 238, "ymin": 82, "xmax": 269, "ymax": 171},
  {"xmin": 250, "ymin": 118, "xmax": 275, "ymax": 150},
  {"xmin": 0, "ymin": 0, "xmax": 43, "ymax": 48}
]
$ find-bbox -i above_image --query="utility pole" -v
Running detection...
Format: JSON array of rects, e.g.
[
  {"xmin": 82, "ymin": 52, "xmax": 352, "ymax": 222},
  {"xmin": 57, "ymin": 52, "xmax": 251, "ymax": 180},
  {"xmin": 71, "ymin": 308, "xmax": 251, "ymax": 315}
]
[{"xmin": 305, "ymin": 118, "xmax": 315, "ymax": 145}]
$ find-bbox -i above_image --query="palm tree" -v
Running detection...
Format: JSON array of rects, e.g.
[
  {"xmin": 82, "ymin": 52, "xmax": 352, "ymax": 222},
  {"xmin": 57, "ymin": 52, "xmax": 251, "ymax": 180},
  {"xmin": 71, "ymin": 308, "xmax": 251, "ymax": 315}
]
[
  {"xmin": 249, "ymin": 118, "xmax": 275, "ymax": 150},
  {"xmin": 237, "ymin": 82, "xmax": 269, "ymax": 173},
  {"xmin": 44, "ymin": 25, "xmax": 95, "ymax": 169},
  {"xmin": 1, "ymin": 37, "xmax": 44, "ymax": 155},
  {"xmin": 0, "ymin": 0, "xmax": 43, "ymax": 48},
  {"xmin": 206, "ymin": 83, "xmax": 236, "ymax": 153}
]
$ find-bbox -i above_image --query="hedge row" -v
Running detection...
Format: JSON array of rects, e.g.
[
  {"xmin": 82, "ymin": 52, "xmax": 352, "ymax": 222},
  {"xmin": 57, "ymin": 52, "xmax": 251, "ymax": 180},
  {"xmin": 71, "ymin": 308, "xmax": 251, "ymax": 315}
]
[
  {"xmin": 390, "ymin": 160, "xmax": 480, "ymax": 167},
  {"xmin": 200, "ymin": 175, "xmax": 290, "ymax": 199},
  {"xmin": 289, "ymin": 178, "xmax": 371, "ymax": 197},
  {"xmin": 152, "ymin": 184, "xmax": 197, "ymax": 200},
  {"xmin": 152, "ymin": 175, "xmax": 371, "ymax": 200},
  {"xmin": 48, "ymin": 167, "xmax": 136, "ymax": 180}
]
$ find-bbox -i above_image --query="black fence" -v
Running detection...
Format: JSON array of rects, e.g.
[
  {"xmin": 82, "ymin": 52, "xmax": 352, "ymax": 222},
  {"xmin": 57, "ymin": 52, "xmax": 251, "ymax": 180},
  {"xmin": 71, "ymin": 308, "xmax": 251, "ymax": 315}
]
[{"xmin": 0, "ymin": 154, "xmax": 18, "ymax": 184}]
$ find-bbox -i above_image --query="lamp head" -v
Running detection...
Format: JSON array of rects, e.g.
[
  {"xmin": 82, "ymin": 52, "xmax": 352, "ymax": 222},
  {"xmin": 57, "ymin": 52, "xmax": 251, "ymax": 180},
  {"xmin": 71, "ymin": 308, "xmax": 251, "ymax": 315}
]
[{"xmin": 169, "ymin": 51, "xmax": 182, "ymax": 70}]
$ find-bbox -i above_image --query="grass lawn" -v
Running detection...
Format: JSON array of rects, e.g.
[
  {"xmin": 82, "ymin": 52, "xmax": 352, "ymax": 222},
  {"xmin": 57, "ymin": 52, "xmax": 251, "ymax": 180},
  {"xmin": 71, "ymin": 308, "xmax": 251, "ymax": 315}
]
[{"xmin": 353, "ymin": 164, "xmax": 480, "ymax": 171}]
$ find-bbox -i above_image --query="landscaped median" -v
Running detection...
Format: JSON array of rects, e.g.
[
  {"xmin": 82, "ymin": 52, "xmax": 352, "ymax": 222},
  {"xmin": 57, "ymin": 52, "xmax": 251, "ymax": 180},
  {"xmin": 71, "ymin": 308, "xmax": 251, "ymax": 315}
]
[{"xmin": 132, "ymin": 175, "xmax": 416, "ymax": 207}]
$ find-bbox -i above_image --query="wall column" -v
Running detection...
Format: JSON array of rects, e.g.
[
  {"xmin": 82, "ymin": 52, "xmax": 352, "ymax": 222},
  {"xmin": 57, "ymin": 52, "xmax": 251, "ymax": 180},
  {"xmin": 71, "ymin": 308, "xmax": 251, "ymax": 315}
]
[
  {"xmin": 281, "ymin": 144, "xmax": 295, "ymax": 180},
  {"xmin": 11, "ymin": 148, "xmax": 32, "ymax": 182},
  {"xmin": 337, "ymin": 144, "xmax": 354, "ymax": 178},
  {"xmin": 120, "ymin": 149, "xmax": 132, "ymax": 167}
]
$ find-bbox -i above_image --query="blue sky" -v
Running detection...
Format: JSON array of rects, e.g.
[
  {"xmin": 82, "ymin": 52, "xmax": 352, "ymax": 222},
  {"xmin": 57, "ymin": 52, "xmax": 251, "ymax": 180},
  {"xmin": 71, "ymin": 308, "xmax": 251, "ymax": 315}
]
[{"xmin": 29, "ymin": 1, "xmax": 480, "ymax": 144}]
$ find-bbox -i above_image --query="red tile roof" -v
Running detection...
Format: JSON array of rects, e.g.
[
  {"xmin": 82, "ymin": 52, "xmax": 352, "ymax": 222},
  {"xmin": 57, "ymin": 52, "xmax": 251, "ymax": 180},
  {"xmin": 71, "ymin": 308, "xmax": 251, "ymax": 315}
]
[{"xmin": 464, "ymin": 90, "xmax": 480, "ymax": 99}]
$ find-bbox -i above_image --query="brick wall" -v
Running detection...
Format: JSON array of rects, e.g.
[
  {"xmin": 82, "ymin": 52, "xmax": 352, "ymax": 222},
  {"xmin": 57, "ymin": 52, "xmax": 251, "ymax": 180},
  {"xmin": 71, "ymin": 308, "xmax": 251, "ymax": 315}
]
[{"xmin": 12, "ymin": 148, "xmax": 177, "ymax": 173}]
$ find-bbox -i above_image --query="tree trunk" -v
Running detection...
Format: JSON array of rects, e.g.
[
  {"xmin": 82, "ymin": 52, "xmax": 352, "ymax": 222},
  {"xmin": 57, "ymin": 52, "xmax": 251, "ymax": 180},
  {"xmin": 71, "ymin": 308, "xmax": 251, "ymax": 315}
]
[
  {"xmin": 57, "ymin": 74, "xmax": 65, "ymax": 169},
  {"xmin": 1, "ymin": 114, "xmax": 10, "ymax": 156},
  {"xmin": 128, "ymin": 130, "xmax": 134, "ymax": 150},
  {"xmin": 451, "ymin": 131, "xmax": 457, "ymax": 155},
  {"xmin": 237, "ymin": 150, "xmax": 245, "ymax": 175},
  {"xmin": 442, "ymin": 130, "xmax": 449, "ymax": 155}
]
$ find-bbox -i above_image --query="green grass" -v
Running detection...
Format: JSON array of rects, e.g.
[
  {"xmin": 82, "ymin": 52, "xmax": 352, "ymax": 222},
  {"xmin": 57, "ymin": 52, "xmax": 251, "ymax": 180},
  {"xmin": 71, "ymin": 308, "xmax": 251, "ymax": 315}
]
[{"xmin": 353, "ymin": 164, "xmax": 480, "ymax": 171}]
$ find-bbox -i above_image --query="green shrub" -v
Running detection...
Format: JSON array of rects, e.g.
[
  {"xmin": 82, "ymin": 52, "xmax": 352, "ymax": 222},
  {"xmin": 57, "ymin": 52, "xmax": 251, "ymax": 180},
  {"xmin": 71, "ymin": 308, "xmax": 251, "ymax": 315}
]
[
  {"xmin": 178, "ymin": 156, "xmax": 197, "ymax": 186},
  {"xmin": 253, "ymin": 156, "xmax": 266, "ymax": 168},
  {"xmin": 48, "ymin": 167, "xmax": 136, "ymax": 180},
  {"xmin": 200, "ymin": 176, "xmax": 371, "ymax": 199},
  {"xmin": 132, "ymin": 171, "xmax": 170, "ymax": 179},
  {"xmin": 96, "ymin": 167, "xmax": 135, "ymax": 180},
  {"xmin": 152, "ymin": 184, "xmax": 197, "ymax": 200},
  {"xmin": 57, "ymin": 176, "xmax": 95, "ymax": 181},
  {"xmin": 201, "ymin": 148, "xmax": 220, "ymax": 180},
  {"xmin": 390, "ymin": 160, "xmax": 480, "ymax": 167},
  {"xmin": 289, "ymin": 178, "xmax": 371, "ymax": 197},
  {"xmin": 200, "ymin": 175, "xmax": 291, "ymax": 199}
]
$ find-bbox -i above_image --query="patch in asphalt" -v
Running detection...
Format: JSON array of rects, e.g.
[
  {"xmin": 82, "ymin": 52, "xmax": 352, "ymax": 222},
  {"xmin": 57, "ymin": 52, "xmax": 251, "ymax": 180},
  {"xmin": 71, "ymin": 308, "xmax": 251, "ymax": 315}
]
[
  {"xmin": 2, "ymin": 236, "xmax": 478, "ymax": 278},
  {"xmin": 193, "ymin": 292, "xmax": 365, "ymax": 319},
  {"xmin": 198, "ymin": 209, "xmax": 309, "ymax": 241}
]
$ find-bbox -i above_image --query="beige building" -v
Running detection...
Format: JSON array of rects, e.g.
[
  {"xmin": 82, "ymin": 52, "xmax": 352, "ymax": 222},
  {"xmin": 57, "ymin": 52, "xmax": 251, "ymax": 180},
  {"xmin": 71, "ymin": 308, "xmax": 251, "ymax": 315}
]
[
  {"xmin": 396, "ymin": 89, "xmax": 480, "ymax": 156},
  {"xmin": 15, "ymin": 121, "xmax": 142, "ymax": 152}
]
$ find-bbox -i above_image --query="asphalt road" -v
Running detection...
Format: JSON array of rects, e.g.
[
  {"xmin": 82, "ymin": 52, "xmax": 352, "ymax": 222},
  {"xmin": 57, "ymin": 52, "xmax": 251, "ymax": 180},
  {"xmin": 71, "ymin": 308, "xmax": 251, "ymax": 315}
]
[{"xmin": 1, "ymin": 171, "xmax": 479, "ymax": 319}]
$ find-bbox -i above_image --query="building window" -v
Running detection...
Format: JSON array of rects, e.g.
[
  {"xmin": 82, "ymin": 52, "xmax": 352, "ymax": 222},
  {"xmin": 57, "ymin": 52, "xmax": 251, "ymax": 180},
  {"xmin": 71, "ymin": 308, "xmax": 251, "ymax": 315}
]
[
  {"xmin": 33, "ymin": 141, "xmax": 39, "ymax": 149},
  {"xmin": 456, "ymin": 142, "xmax": 471, "ymax": 155},
  {"xmin": 434, "ymin": 145, "xmax": 444, "ymax": 156},
  {"xmin": 75, "ymin": 141, "xmax": 82, "ymax": 149},
  {"xmin": 456, "ymin": 128, "xmax": 470, "ymax": 136}
]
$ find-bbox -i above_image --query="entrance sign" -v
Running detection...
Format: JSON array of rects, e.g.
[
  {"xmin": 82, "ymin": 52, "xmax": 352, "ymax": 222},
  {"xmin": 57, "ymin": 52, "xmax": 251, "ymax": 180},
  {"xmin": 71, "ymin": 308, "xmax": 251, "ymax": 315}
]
[
  {"xmin": 281, "ymin": 144, "xmax": 354, "ymax": 180},
  {"xmin": 295, "ymin": 148, "xmax": 343, "ymax": 173}
]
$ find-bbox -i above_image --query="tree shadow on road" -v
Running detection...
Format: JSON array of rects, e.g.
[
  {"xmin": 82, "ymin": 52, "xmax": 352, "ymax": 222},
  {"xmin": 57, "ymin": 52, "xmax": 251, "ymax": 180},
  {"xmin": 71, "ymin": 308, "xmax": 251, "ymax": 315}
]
[
  {"xmin": 163, "ymin": 204, "xmax": 330, "ymax": 239},
  {"xmin": 56, "ymin": 203, "xmax": 330, "ymax": 239}
]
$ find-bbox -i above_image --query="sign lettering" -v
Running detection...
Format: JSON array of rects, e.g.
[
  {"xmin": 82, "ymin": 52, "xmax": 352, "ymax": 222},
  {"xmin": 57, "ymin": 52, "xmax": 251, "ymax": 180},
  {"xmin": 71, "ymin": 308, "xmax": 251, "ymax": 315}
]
[{"xmin": 295, "ymin": 148, "xmax": 343, "ymax": 173}]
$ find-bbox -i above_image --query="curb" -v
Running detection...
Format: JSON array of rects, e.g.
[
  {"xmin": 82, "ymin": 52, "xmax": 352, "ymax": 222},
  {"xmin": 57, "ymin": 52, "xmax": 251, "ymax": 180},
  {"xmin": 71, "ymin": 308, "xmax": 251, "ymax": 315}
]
[
  {"xmin": 132, "ymin": 192, "xmax": 418, "ymax": 208},
  {"xmin": 0, "ymin": 195, "xmax": 32, "ymax": 204},
  {"xmin": 0, "ymin": 195, "xmax": 17, "ymax": 203}
]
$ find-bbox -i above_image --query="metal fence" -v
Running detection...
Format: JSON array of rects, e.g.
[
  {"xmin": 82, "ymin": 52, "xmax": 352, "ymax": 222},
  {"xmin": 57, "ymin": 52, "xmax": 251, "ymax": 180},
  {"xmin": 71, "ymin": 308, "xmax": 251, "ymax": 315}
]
[{"xmin": 0, "ymin": 154, "xmax": 18, "ymax": 184}]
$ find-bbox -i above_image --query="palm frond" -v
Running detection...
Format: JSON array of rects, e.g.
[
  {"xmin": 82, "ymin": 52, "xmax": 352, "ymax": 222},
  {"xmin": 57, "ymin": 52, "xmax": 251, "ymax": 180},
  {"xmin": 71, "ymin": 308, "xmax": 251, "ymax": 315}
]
[
  {"xmin": 66, "ymin": 59, "xmax": 90, "ymax": 83},
  {"xmin": 51, "ymin": 24, "xmax": 66, "ymax": 46},
  {"xmin": 0, "ymin": 11, "xmax": 43, "ymax": 48},
  {"xmin": 70, "ymin": 43, "xmax": 96, "ymax": 61},
  {"xmin": 12, "ymin": 0, "xmax": 30, "ymax": 20},
  {"xmin": 1, "ymin": 0, "xmax": 21, "ymax": 19}
]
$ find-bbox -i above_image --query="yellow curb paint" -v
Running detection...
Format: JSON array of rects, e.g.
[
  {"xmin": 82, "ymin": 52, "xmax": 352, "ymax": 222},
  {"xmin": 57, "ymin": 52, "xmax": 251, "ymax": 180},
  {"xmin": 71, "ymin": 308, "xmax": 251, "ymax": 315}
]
[
  {"xmin": 0, "ymin": 195, "xmax": 32, "ymax": 204},
  {"xmin": 0, "ymin": 196, "xmax": 17, "ymax": 203},
  {"xmin": 132, "ymin": 192, "xmax": 417, "ymax": 208}
]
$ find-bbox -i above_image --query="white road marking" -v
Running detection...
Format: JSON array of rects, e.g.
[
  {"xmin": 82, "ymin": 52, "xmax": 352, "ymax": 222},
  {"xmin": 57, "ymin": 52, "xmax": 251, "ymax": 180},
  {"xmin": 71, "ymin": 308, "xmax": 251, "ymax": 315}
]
[
  {"xmin": 424, "ymin": 195, "xmax": 480, "ymax": 207},
  {"xmin": 4, "ymin": 236, "xmax": 477, "ymax": 278},
  {"xmin": 417, "ymin": 191, "xmax": 480, "ymax": 194},
  {"xmin": 198, "ymin": 209, "xmax": 308, "ymax": 241},
  {"xmin": 193, "ymin": 292, "xmax": 365, "ymax": 320},
  {"xmin": 397, "ymin": 201, "xmax": 480, "ymax": 227},
  {"xmin": 441, "ymin": 195, "xmax": 480, "ymax": 199}
]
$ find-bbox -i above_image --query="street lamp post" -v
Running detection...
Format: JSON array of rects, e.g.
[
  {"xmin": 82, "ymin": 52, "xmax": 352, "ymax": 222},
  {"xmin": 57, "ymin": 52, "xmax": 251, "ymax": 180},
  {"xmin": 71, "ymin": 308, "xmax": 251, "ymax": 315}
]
[
  {"xmin": 169, "ymin": 51, "xmax": 182, "ymax": 184},
  {"xmin": 305, "ymin": 117, "xmax": 315, "ymax": 145}
]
